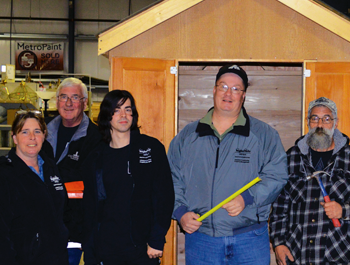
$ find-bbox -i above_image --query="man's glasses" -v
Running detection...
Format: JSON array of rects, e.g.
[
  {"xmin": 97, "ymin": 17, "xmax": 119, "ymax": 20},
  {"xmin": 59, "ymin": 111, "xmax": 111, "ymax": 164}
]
[
  {"xmin": 57, "ymin": 94, "xmax": 85, "ymax": 103},
  {"xmin": 216, "ymin": 84, "xmax": 245, "ymax": 94},
  {"xmin": 309, "ymin": 115, "xmax": 335, "ymax": 124}
]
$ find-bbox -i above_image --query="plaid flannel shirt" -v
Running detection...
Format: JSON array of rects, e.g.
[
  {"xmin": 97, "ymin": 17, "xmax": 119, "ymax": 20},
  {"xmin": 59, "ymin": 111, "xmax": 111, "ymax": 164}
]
[{"xmin": 270, "ymin": 129, "xmax": 350, "ymax": 265}]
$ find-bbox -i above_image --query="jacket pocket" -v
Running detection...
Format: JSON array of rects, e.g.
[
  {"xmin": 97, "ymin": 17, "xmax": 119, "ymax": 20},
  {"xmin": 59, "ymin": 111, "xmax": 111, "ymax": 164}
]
[
  {"xmin": 28, "ymin": 232, "xmax": 41, "ymax": 261},
  {"xmin": 289, "ymin": 179, "xmax": 307, "ymax": 204},
  {"xmin": 328, "ymin": 171, "xmax": 350, "ymax": 202}
]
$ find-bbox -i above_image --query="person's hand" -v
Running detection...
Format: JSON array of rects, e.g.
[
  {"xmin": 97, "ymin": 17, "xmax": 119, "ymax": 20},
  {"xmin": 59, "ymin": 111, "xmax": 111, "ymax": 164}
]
[
  {"xmin": 180, "ymin": 212, "xmax": 202, "ymax": 234},
  {"xmin": 275, "ymin": 245, "xmax": 294, "ymax": 265},
  {"xmin": 320, "ymin": 201, "xmax": 343, "ymax": 219},
  {"xmin": 222, "ymin": 195, "xmax": 245, "ymax": 216},
  {"xmin": 147, "ymin": 245, "xmax": 163, "ymax": 259}
]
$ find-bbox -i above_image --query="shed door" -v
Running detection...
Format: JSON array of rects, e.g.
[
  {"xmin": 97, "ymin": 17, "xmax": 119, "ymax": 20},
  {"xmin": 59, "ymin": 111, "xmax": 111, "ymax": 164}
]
[
  {"xmin": 110, "ymin": 57, "xmax": 177, "ymax": 265},
  {"xmin": 304, "ymin": 62, "xmax": 350, "ymax": 135}
]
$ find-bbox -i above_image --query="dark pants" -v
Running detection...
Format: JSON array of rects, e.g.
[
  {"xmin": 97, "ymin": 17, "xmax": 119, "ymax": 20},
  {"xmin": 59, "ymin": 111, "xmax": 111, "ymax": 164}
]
[
  {"xmin": 68, "ymin": 248, "xmax": 82, "ymax": 265},
  {"xmin": 100, "ymin": 245, "xmax": 160, "ymax": 265}
]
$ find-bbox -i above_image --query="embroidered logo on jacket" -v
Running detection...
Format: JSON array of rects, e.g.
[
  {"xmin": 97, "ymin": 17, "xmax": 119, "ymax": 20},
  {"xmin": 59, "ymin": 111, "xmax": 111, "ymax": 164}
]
[
  {"xmin": 68, "ymin": 151, "xmax": 79, "ymax": 161},
  {"xmin": 234, "ymin": 148, "xmax": 251, "ymax": 163},
  {"xmin": 50, "ymin": 175, "xmax": 64, "ymax": 190},
  {"xmin": 139, "ymin": 148, "xmax": 152, "ymax": 164}
]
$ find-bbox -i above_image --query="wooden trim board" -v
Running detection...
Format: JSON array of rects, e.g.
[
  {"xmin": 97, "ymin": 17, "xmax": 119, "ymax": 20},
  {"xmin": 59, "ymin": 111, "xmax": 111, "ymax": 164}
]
[
  {"xmin": 98, "ymin": 0, "xmax": 204, "ymax": 55},
  {"xmin": 277, "ymin": 0, "xmax": 350, "ymax": 42}
]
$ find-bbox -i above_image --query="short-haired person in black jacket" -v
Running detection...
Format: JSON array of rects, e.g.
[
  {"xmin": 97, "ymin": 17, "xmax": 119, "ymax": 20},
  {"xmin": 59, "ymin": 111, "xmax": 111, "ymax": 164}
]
[
  {"xmin": 82, "ymin": 90, "xmax": 175, "ymax": 265},
  {"xmin": 41, "ymin": 78, "xmax": 102, "ymax": 265},
  {"xmin": 0, "ymin": 111, "xmax": 69, "ymax": 265}
]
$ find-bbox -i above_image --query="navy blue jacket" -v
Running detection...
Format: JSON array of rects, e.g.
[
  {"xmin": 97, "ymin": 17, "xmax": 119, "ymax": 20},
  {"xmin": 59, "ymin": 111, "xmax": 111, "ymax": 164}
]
[
  {"xmin": 42, "ymin": 114, "xmax": 102, "ymax": 243},
  {"xmin": 82, "ymin": 130, "xmax": 174, "ymax": 264},
  {"xmin": 0, "ymin": 148, "xmax": 69, "ymax": 265}
]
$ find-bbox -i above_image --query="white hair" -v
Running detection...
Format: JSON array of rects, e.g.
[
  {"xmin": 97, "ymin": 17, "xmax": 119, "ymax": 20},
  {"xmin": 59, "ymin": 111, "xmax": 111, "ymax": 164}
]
[{"xmin": 56, "ymin": 77, "xmax": 88, "ymax": 98}]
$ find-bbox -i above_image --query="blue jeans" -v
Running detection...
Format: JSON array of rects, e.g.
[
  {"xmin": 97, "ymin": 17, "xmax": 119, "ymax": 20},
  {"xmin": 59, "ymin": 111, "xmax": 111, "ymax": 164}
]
[
  {"xmin": 185, "ymin": 224, "xmax": 270, "ymax": 265},
  {"xmin": 68, "ymin": 248, "xmax": 82, "ymax": 265}
]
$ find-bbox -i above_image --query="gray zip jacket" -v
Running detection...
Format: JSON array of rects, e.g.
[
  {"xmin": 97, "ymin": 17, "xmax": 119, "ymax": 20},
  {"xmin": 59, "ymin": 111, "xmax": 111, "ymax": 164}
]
[{"xmin": 168, "ymin": 107, "xmax": 288, "ymax": 237}]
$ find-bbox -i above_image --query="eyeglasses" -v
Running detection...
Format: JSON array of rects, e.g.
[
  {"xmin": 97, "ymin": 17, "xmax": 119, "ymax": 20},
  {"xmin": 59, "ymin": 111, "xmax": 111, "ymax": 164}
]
[
  {"xmin": 16, "ymin": 110, "xmax": 42, "ymax": 117},
  {"xmin": 57, "ymin": 94, "xmax": 85, "ymax": 103},
  {"xmin": 216, "ymin": 84, "xmax": 245, "ymax": 94},
  {"xmin": 309, "ymin": 115, "xmax": 335, "ymax": 124}
]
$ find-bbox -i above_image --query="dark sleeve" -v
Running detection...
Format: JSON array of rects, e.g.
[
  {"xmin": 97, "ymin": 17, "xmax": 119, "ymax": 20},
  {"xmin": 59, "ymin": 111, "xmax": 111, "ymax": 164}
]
[
  {"xmin": 147, "ymin": 141, "xmax": 175, "ymax": 251},
  {"xmin": 0, "ymin": 176, "xmax": 20, "ymax": 265},
  {"xmin": 81, "ymin": 155, "xmax": 99, "ymax": 265},
  {"xmin": 63, "ymin": 185, "xmax": 72, "ymax": 229}
]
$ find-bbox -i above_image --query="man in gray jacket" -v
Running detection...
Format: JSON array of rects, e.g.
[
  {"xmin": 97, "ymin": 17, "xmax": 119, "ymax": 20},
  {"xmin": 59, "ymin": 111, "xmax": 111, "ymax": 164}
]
[{"xmin": 168, "ymin": 65, "xmax": 288, "ymax": 265}]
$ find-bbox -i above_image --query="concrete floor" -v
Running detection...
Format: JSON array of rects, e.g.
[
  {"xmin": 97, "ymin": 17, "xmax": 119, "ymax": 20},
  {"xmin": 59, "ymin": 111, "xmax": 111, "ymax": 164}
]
[{"xmin": 177, "ymin": 233, "xmax": 278, "ymax": 265}]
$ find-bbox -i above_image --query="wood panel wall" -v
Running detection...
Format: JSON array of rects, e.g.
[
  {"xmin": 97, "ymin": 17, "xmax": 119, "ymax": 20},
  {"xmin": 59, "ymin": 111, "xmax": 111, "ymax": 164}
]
[
  {"xmin": 108, "ymin": 0, "xmax": 350, "ymax": 61},
  {"xmin": 179, "ymin": 65, "xmax": 303, "ymax": 150}
]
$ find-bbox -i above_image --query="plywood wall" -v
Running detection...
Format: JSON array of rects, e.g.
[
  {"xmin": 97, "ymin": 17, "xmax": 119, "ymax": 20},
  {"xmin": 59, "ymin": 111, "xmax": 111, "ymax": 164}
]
[{"xmin": 108, "ymin": 0, "xmax": 350, "ymax": 61}]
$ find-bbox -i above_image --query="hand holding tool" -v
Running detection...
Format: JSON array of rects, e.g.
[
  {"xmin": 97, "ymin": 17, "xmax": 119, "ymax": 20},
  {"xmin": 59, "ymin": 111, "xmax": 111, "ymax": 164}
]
[
  {"xmin": 196, "ymin": 177, "xmax": 261, "ymax": 222},
  {"xmin": 306, "ymin": 171, "xmax": 341, "ymax": 227}
]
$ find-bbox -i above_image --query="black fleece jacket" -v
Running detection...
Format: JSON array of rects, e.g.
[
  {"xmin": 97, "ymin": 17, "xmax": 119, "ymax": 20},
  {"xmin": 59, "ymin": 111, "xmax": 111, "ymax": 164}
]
[
  {"xmin": 42, "ymin": 116, "xmax": 102, "ymax": 243},
  {"xmin": 82, "ymin": 130, "xmax": 174, "ymax": 265},
  {"xmin": 0, "ymin": 148, "xmax": 69, "ymax": 265}
]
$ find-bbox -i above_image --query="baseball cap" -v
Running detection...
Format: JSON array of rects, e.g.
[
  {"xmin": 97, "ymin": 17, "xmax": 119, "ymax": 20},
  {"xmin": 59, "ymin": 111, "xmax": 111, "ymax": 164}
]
[
  {"xmin": 308, "ymin": 97, "xmax": 337, "ymax": 117},
  {"xmin": 215, "ymin": 65, "xmax": 248, "ymax": 90}
]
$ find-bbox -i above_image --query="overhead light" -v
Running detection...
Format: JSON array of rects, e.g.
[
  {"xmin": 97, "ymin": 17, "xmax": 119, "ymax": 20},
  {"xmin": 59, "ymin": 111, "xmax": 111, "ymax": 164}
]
[{"xmin": 0, "ymin": 33, "xmax": 68, "ymax": 40}]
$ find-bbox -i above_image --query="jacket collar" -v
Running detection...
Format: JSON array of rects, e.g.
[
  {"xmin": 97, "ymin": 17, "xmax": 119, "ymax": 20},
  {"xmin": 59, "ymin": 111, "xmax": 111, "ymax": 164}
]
[
  {"xmin": 130, "ymin": 128, "xmax": 141, "ymax": 144},
  {"xmin": 5, "ymin": 148, "xmax": 52, "ymax": 179},
  {"xmin": 297, "ymin": 128, "xmax": 349, "ymax": 155},
  {"xmin": 95, "ymin": 128, "xmax": 141, "ymax": 170},
  {"xmin": 195, "ymin": 107, "xmax": 250, "ymax": 137},
  {"xmin": 46, "ymin": 113, "xmax": 89, "ymax": 161}
]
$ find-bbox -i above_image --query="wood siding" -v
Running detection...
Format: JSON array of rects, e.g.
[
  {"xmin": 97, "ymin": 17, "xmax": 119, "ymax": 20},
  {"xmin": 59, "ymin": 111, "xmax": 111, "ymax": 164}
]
[{"xmin": 107, "ymin": 0, "xmax": 350, "ymax": 61}]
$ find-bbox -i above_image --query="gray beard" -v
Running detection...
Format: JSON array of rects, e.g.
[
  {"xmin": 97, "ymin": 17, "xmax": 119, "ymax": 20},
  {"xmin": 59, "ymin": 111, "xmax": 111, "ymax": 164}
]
[{"xmin": 306, "ymin": 127, "xmax": 334, "ymax": 150}]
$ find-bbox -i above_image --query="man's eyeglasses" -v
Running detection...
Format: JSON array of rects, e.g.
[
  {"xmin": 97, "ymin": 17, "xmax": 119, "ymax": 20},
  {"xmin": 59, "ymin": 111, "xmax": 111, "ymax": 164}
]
[
  {"xmin": 57, "ymin": 94, "xmax": 85, "ymax": 103},
  {"xmin": 308, "ymin": 115, "xmax": 335, "ymax": 124},
  {"xmin": 16, "ymin": 110, "xmax": 42, "ymax": 117},
  {"xmin": 216, "ymin": 84, "xmax": 245, "ymax": 94}
]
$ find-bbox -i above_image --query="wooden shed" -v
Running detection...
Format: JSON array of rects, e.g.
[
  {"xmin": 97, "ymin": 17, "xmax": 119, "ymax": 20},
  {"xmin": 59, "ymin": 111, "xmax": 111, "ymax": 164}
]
[{"xmin": 97, "ymin": 0, "xmax": 350, "ymax": 264}]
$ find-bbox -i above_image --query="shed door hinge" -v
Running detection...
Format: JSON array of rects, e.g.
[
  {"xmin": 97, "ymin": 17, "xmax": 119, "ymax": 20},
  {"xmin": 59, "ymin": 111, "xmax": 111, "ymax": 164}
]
[
  {"xmin": 170, "ymin": 66, "xmax": 177, "ymax": 75},
  {"xmin": 304, "ymin": 69, "xmax": 311, "ymax": 78}
]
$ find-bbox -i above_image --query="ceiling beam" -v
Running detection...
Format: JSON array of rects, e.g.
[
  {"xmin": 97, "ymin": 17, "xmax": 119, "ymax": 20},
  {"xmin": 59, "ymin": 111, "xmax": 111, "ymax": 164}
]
[
  {"xmin": 98, "ymin": 0, "xmax": 204, "ymax": 55},
  {"xmin": 277, "ymin": 0, "xmax": 350, "ymax": 43}
]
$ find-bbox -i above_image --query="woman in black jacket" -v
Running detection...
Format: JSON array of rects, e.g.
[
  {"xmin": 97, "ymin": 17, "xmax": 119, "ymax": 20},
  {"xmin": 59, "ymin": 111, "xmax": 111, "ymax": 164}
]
[
  {"xmin": 82, "ymin": 90, "xmax": 174, "ymax": 265},
  {"xmin": 0, "ymin": 110, "xmax": 69, "ymax": 265}
]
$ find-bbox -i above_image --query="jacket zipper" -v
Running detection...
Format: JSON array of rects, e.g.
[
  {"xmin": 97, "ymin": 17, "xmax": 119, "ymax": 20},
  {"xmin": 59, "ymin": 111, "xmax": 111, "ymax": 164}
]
[
  {"xmin": 128, "ymin": 161, "xmax": 137, "ymax": 247},
  {"xmin": 211, "ymin": 139, "xmax": 220, "ymax": 237}
]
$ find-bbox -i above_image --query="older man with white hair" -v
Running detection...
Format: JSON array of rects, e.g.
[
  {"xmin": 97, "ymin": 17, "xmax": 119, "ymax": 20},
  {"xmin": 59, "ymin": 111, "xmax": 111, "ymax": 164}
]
[
  {"xmin": 270, "ymin": 97, "xmax": 350, "ymax": 265},
  {"xmin": 42, "ymin": 77, "xmax": 101, "ymax": 265}
]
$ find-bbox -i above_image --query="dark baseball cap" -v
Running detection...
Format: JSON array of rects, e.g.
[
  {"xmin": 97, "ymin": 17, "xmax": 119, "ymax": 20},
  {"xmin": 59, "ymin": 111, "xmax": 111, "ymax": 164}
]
[{"xmin": 215, "ymin": 65, "xmax": 248, "ymax": 90}]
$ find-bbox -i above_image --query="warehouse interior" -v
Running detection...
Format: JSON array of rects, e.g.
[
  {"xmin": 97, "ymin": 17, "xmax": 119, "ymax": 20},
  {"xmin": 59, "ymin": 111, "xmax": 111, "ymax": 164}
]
[{"xmin": 1, "ymin": 1, "xmax": 350, "ymax": 265}]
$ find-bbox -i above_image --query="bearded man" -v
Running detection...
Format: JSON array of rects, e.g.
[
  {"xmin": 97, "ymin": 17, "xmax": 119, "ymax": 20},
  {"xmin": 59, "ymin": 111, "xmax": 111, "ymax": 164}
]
[{"xmin": 270, "ymin": 97, "xmax": 350, "ymax": 265}]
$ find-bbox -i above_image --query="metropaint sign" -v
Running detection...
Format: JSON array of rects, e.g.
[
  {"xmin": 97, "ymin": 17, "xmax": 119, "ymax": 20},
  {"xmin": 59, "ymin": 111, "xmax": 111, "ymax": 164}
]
[{"xmin": 15, "ymin": 42, "xmax": 64, "ymax": 71}]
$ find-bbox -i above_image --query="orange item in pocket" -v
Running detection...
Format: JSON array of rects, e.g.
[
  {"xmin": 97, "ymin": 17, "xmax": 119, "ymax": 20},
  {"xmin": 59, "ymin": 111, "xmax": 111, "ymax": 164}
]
[{"xmin": 64, "ymin": 181, "xmax": 84, "ymax": 199}]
